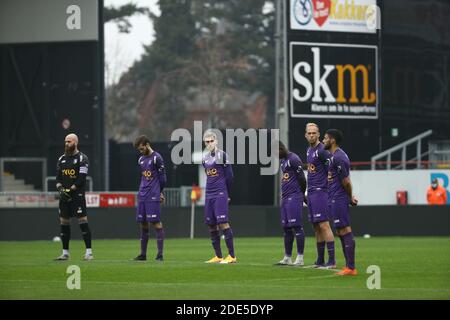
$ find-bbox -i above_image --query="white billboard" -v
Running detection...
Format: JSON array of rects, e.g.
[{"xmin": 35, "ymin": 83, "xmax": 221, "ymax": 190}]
[
  {"xmin": 350, "ymin": 170, "xmax": 450, "ymax": 205},
  {"xmin": 290, "ymin": 0, "xmax": 377, "ymax": 34}
]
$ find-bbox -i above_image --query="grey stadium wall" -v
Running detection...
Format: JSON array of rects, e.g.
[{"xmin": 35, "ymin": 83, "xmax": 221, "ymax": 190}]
[{"xmin": 0, "ymin": 205, "xmax": 449, "ymax": 241}]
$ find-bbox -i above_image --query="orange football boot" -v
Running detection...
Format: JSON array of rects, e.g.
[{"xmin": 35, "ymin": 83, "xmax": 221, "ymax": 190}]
[{"xmin": 335, "ymin": 267, "xmax": 358, "ymax": 276}]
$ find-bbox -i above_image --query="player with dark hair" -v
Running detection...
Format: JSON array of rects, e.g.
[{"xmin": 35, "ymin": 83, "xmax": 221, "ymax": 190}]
[
  {"xmin": 323, "ymin": 129, "xmax": 358, "ymax": 276},
  {"xmin": 305, "ymin": 123, "xmax": 336, "ymax": 269},
  {"xmin": 55, "ymin": 133, "xmax": 93, "ymax": 261},
  {"xmin": 133, "ymin": 135, "xmax": 167, "ymax": 261},
  {"xmin": 202, "ymin": 130, "xmax": 236, "ymax": 264},
  {"xmin": 276, "ymin": 141, "xmax": 306, "ymax": 266}
]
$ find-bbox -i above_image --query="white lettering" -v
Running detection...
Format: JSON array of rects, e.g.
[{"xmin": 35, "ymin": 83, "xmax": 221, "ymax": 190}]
[{"xmin": 66, "ymin": 5, "xmax": 81, "ymax": 30}]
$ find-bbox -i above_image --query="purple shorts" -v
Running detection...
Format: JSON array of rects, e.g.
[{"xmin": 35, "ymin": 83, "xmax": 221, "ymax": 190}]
[
  {"xmin": 280, "ymin": 197, "xmax": 303, "ymax": 228},
  {"xmin": 329, "ymin": 198, "xmax": 350, "ymax": 229},
  {"xmin": 307, "ymin": 190, "xmax": 329, "ymax": 224},
  {"xmin": 136, "ymin": 201, "xmax": 161, "ymax": 223},
  {"xmin": 204, "ymin": 196, "xmax": 229, "ymax": 225}
]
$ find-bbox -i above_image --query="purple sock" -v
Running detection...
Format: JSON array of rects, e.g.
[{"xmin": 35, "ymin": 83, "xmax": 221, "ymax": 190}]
[
  {"xmin": 326, "ymin": 241, "xmax": 335, "ymax": 263},
  {"xmin": 283, "ymin": 228, "xmax": 294, "ymax": 257},
  {"xmin": 210, "ymin": 230, "xmax": 222, "ymax": 258},
  {"xmin": 342, "ymin": 233, "xmax": 356, "ymax": 269},
  {"xmin": 339, "ymin": 236, "xmax": 347, "ymax": 264},
  {"xmin": 155, "ymin": 228, "xmax": 165, "ymax": 256},
  {"xmin": 140, "ymin": 228, "xmax": 149, "ymax": 256},
  {"xmin": 223, "ymin": 228, "xmax": 235, "ymax": 258},
  {"xmin": 316, "ymin": 241, "xmax": 325, "ymax": 264},
  {"xmin": 293, "ymin": 226, "xmax": 305, "ymax": 255}
]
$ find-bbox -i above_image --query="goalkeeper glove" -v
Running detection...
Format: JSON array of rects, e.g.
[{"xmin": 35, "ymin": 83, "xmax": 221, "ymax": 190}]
[{"xmin": 57, "ymin": 186, "xmax": 72, "ymax": 202}]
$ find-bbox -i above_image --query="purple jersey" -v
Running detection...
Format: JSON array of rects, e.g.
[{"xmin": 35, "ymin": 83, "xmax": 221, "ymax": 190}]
[
  {"xmin": 306, "ymin": 143, "xmax": 330, "ymax": 193},
  {"xmin": 280, "ymin": 152, "xmax": 305, "ymax": 200},
  {"xmin": 327, "ymin": 148, "xmax": 351, "ymax": 201},
  {"xmin": 203, "ymin": 150, "xmax": 233, "ymax": 199},
  {"xmin": 138, "ymin": 151, "xmax": 166, "ymax": 201}
]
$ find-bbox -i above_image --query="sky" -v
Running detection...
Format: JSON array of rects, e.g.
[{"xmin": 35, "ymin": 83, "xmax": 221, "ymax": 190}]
[{"xmin": 104, "ymin": 0, "xmax": 160, "ymax": 86}]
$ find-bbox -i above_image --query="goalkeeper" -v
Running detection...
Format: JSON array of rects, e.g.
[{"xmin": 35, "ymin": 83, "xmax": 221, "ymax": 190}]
[{"xmin": 54, "ymin": 133, "xmax": 93, "ymax": 261}]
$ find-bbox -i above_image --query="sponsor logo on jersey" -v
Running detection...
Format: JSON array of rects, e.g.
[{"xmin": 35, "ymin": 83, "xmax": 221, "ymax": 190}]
[
  {"xmin": 62, "ymin": 169, "xmax": 77, "ymax": 178},
  {"xmin": 142, "ymin": 170, "xmax": 153, "ymax": 179},
  {"xmin": 308, "ymin": 163, "xmax": 317, "ymax": 173},
  {"xmin": 206, "ymin": 168, "xmax": 218, "ymax": 177}
]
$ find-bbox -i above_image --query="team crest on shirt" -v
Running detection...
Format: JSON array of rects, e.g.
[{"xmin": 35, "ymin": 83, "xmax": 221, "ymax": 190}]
[{"xmin": 327, "ymin": 171, "xmax": 333, "ymax": 182}]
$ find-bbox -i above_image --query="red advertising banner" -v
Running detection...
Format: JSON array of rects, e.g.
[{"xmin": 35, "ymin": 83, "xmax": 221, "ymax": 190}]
[{"xmin": 99, "ymin": 193, "xmax": 136, "ymax": 208}]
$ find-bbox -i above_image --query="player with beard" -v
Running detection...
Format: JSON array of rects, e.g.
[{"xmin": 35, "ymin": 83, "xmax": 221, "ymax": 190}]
[
  {"xmin": 133, "ymin": 135, "xmax": 167, "ymax": 261},
  {"xmin": 323, "ymin": 129, "xmax": 358, "ymax": 276},
  {"xmin": 55, "ymin": 133, "xmax": 93, "ymax": 261}
]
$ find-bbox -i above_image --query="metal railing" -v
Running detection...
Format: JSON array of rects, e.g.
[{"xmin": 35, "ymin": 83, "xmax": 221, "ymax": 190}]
[
  {"xmin": 163, "ymin": 188, "xmax": 182, "ymax": 207},
  {"xmin": 371, "ymin": 130, "xmax": 433, "ymax": 170},
  {"xmin": 429, "ymin": 140, "xmax": 450, "ymax": 169}
]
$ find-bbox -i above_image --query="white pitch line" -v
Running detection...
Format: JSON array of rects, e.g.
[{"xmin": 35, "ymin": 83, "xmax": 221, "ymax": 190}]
[
  {"xmin": 307, "ymin": 274, "xmax": 340, "ymax": 279},
  {"xmin": 1, "ymin": 279, "xmax": 450, "ymax": 293}
]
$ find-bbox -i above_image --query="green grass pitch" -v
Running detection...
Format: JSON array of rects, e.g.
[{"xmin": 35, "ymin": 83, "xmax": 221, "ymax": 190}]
[{"xmin": 0, "ymin": 237, "xmax": 449, "ymax": 299}]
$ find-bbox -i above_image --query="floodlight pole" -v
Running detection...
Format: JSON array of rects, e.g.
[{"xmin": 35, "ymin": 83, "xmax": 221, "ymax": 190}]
[{"xmin": 274, "ymin": 0, "xmax": 289, "ymax": 206}]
